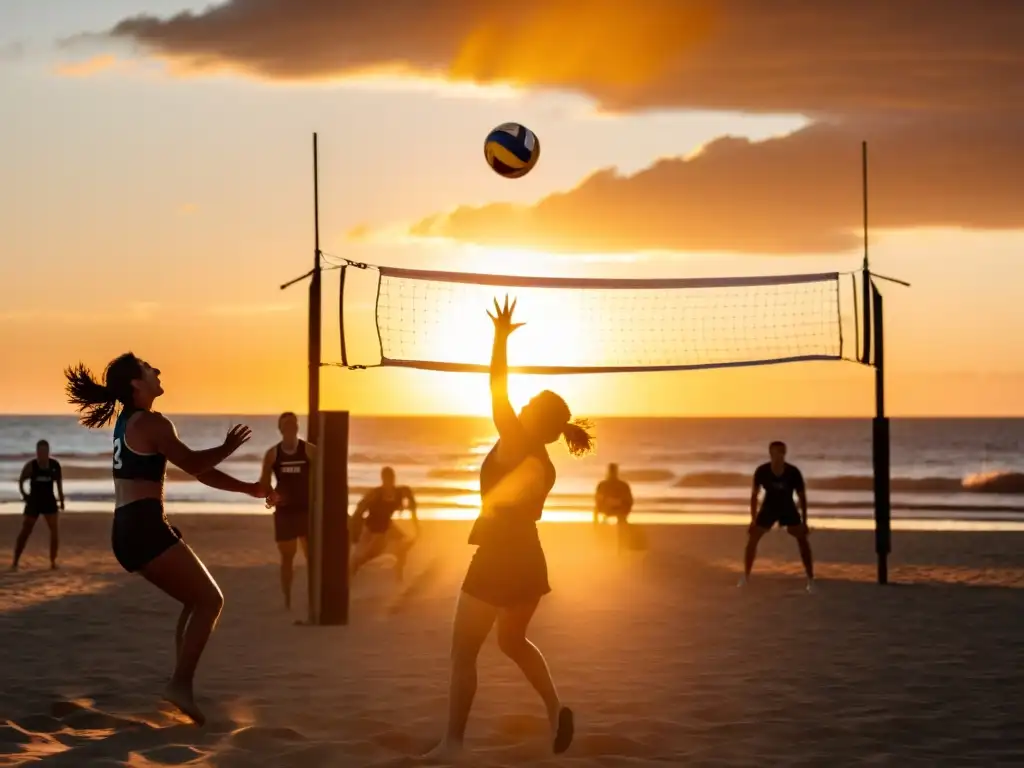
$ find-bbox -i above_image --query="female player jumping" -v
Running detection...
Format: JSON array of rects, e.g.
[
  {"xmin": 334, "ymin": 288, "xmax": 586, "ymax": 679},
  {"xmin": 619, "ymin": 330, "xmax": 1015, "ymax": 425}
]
[
  {"xmin": 65, "ymin": 353, "xmax": 267, "ymax": 725},
  {"xmin": 425, "ymin": 297, "xmax": 593, "ymax": 761}
]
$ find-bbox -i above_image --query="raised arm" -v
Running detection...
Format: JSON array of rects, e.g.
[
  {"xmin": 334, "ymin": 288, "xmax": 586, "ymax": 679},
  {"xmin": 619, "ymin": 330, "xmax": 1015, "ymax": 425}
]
[
  {"xmin": 143, "ymin": 413, "xmax": 251, "ymax": 477},
  {"xmin": 487, "ymin": 296, "xmax": 528, "ymax": 457},
  {"xmin": 17, "ymin": 462, "xmax": 31, "ymax": 500}
]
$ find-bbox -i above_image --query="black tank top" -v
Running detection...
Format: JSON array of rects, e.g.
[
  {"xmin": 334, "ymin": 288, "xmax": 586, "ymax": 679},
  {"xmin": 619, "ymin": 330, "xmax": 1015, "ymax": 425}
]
[
  {"xmin": 362, "ymin": 486, "xmax": 411, "ymax": 533},
  {"xmin": 272, "ymin": 441, "xmax": 310, "ymax": 514},
  {"xmin": 28, "ymin": 459, "xmax": 60, "ymax": 502},
  {"xmin": 112, "ymin": 408, "xmax": 167, "ymax": 483},
  {"xmin": 469, "ymin": 439, "xmax": 556, "ymax": 545}
]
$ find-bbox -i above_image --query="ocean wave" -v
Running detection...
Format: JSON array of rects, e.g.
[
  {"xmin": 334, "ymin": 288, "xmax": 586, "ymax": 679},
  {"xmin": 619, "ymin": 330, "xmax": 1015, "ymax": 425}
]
[
  {"xmin": 0, "ymin": 450, "xmax": 471, "ymax": 466},
  {"xmin": 675, "ymin": 470, "xmax": 1024, "ymax": 494}
]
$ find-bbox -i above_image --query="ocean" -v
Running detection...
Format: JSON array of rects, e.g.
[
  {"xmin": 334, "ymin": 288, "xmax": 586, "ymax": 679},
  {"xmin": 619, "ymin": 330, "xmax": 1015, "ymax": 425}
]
[{"xmin": 2, "ymin": 415, "xmax": 1024, "ymax": 528}]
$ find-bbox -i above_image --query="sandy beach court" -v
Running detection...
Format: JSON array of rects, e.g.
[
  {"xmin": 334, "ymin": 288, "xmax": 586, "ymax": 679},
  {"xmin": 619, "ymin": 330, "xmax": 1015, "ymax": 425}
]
[{"xmin": 2, "ymin": 513, "xmax": 1023, "ymax": 767}]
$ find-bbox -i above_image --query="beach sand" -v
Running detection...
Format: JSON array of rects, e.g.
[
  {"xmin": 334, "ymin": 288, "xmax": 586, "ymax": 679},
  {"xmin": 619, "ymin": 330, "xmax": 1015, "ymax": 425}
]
[{"xmin": 2, "ymin": 514, "xmax": 1023, "ymax": 767}]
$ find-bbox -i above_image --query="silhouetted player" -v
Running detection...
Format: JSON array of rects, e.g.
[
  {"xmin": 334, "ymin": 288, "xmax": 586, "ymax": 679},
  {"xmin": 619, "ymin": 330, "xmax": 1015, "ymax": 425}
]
[
  {"xmin": 593, "ymin": 462, "xmax": 633, "ymax": 551},
  {"xmin": 260, "ymin": 412, "xmax": 314, "ymax": 610},
  {"xmin": 740, "ymin": 440, "xmax": 815, "ymax": 592},
  {"xmin": 424, "ymin": 296, "xmax": 593, "ymax": 762},
  {"xmin": 350, "ymin": 466, "xmax": 418, "ymax": 582},
  {"xmin": 11, "ymin": 440, "xmax": 65, "ymax": 570},
  {"xmin": 65, "ymin": 354, "xmax": 266, "ymax": 725}
]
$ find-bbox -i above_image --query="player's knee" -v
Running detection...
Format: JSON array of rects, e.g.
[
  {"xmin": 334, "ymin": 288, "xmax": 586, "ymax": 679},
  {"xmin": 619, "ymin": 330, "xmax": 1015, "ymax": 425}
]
[
  {"xmin": 496, "ymin": 628, "xmax": 527, "ymax": 659},
  {"xmin": 197, "ymin": 582, "xmax": 225, "ymax": 617}
]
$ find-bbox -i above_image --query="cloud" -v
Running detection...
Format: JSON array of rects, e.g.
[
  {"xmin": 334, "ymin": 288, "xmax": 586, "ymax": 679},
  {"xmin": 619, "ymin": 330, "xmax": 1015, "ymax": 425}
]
[
  {"xmin": 405, "ymin": 117, "xmax": 1024, "ymax": 255},
  {"xmin": 87, "ymin": 1, "xmax": 1024, "ymax": 254},
  {"xmin": 93, "ymin": 1, "xmax": 1024, "ymax": 117},
  {"xmin": 54, "ymin": 54, "xmax": 122, "ymax": 78}
]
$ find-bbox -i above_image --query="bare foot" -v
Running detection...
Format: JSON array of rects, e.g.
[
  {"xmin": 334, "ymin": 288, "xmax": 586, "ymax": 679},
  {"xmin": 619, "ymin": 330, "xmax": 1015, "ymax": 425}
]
[
  {"xmin": 50, "ymin": 562, "xmax": 58, "ymax": 570},
  {"xmin": 418, "ymin": 739, "xmax": 465, "ymax": 764},
  {"xmin": 162, "ymin": 680, "xmax": 206, "ymax": 726},
  {"xmin": 9, "ymin": 564, "xmax": 17, "ymax": 572},
  {"xmin": 552, "ymin": 707, "xmax": 574, "ymax": 754}
]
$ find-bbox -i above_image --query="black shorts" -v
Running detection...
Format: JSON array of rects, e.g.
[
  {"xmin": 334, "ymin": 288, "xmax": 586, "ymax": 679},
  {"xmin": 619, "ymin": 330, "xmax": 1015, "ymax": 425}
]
[
  {"xmin": 112, "ymin": 498, "xmax": 182, "ymax": 573},
  {"xmin": 462, "ymin": 519, "xmax": 551, "ymax": 608},
  {"xmin": 24, "ymin": 500, "xmax": 58, "ymax": 518},
  {"xmin": 274, "ymin": 510, "xmax": 308, "ymax": 543},
  {"xmin": 755, "ymin": 505, "xmax": 803, "ymax": 530}
]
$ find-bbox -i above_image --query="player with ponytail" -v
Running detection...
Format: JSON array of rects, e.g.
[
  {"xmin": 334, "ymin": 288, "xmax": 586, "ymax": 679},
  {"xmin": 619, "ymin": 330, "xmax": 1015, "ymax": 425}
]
[
  {"xmin": 425, "ymin": 297, "xmax": 593, "ymax": 761},
  {"xmin": 65, "ymin": 352, "xmax": 267, "ymax": 725}
]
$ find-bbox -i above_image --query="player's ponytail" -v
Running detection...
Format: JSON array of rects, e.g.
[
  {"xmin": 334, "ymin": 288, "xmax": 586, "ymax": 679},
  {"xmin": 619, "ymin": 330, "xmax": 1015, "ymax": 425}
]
[
  {"xmin": 64, "ymin": 352, "xmax": 142, "ymax": 429},
  {"xmin": 561, "ymin": 418, "xmax": 595, "ymax": 458}
]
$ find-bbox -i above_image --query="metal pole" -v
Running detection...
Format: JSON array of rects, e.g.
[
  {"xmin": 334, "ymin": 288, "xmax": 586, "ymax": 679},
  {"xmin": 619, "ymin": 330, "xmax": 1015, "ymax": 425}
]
[
  {"xmin": 872, "ymin": 284, "xmax": 891, "ymax": 584},
  {"xmin": 308, "ymin": 133, "xmax": 322, "ymax": 447}
]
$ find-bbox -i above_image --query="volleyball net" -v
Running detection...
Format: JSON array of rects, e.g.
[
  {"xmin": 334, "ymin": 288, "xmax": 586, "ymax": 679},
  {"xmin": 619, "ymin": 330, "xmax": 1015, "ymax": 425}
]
[{"xmin": 335, "ymin": 263, "xmax": 859, "ymax": 374}]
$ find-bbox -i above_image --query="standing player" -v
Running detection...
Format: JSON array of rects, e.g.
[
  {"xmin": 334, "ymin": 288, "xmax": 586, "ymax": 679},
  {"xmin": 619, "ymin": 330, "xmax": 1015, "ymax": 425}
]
[
  {"xmin": 349, "ymin": 466, "xmax": 418, "ymax": 582},
  {"xmin": 740, "ymin": 440, "xmax": 815, "ymax": 592},
  {"xmin": 11, "ymin": 439, "xmax": 65, "ymax": 570},
  {"xmin": 593, "ymin": 462, "xmax": 634, "ymax": 552},
  {"xmin": 259, "ymin": 411, "xmax": 314, "ymax": 610}
]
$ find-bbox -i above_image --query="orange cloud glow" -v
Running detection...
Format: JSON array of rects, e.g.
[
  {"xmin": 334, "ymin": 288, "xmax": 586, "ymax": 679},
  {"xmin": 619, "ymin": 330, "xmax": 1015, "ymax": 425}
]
[
  {"xmin": 402, "ymin": 118, "xmax": 1024, "ymax": 254},
  {"xmin": 94, "ymin": 1, "xmax": 1024, "ymax": 117}
]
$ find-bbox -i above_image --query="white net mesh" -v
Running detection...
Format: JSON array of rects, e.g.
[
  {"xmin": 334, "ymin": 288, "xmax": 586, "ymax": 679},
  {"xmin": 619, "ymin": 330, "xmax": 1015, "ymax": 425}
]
[{"xmin": 372, "ymin": 267, "xmax": 844, "ymax": 374}]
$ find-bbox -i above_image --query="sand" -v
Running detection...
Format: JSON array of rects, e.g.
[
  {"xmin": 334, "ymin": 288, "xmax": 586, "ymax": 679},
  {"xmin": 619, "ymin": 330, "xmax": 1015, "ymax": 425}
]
[{"xmin": 2, "ymin": 513, "xmax": 1023, "ymax": 767}]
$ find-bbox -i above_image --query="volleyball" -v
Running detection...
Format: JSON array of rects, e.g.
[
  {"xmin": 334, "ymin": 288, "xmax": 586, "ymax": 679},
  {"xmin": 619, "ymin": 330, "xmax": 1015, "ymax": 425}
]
[{"xmin": 484, "ymin": 122, "xmax": 540, "ymax": 178}]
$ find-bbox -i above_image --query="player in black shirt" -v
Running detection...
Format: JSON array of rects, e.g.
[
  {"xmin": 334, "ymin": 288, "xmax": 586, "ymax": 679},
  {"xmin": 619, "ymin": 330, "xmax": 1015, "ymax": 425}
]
[
  {"xmin": 740, "ymin": 440, "xmax": 815, "ymax": 591},
  {"xmin": 349, "ymin": 466, "xmax": 418, "ymax": 582},
  {"xmin": 11, "ymin": 440, "xmax": 65, "ymax": 570},
  {"xmin": 260, "ymin": 412, "xmax": 315, "ymax": 610}
]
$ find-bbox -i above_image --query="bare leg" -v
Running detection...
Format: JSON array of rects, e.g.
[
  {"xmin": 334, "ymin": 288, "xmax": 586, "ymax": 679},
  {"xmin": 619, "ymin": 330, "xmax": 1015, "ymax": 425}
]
[
  {"xmin": 139, "ymin": 541, "xmax": 225, "ymax": 726},
  {"xmin": 350, "ymin": 531, "xmax": 386, "ymax": 578},
  {"xmin": 422, "ymin": 592, "xmax": 497, "ymax": 761},
  {"xmin": 743, "ymin": 525, "xmax": 767, "ymax": 579},
  {"xmin": 496, "ymin": 599, "xmax": 571, "ymax": 751},
  {"xmin": 11, "ymin": 516, "xmax": 37, "ymax": 570},
  {"xmin": 389, "ymin": 527, "xmax": 414, "ymax": 582},
  {"xmin": 43, "ymin": 514, "xmax": 59, "ymax": 568},
  {"xmin": 277, "ymin": 539, "xmax": 298, "ymax": 610},
  {"xmin": 175, "ymin": 605, "xmax": 192, "ymax": 659},
  {"xmin": 788, "ymin": 526, "xmax": 815, "ymax": 582}
]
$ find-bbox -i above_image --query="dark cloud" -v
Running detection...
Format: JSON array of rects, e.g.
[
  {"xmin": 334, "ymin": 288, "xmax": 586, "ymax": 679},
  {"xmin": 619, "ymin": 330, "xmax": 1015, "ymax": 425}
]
[
  {"xmin": 99, "ymin": 0, "xmax": 1024, "ymax": 117},
  {"xmin": 409, "ymin": 118, "xmax": 1024, "ymax": 254}
]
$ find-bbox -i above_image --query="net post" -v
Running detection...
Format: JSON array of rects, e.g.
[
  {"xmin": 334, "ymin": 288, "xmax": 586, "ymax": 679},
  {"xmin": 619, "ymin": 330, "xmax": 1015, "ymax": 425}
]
[
  {"xmin": 309, "ymin": 410, "xmax": 350, "ymax": 625},
  {"xmin": 871, "ymin": 282, "xmax": 891, "ymax": 584},
  {"xmin": 308, "ymin": 132, "xmax": 322, "ymax": 447}
]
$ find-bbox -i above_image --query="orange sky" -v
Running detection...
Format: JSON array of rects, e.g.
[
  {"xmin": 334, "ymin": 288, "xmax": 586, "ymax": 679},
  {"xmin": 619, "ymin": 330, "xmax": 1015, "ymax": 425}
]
[{"xmin": 3, "ymin": 1, "xmax": 1024, "ymax": 416}]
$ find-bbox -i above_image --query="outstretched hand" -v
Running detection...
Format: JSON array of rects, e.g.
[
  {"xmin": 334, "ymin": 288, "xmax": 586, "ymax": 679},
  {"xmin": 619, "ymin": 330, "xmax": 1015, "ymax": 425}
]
[{"xmin": 487, "ymin": 295, "xmax": 525, "ymax": 337}]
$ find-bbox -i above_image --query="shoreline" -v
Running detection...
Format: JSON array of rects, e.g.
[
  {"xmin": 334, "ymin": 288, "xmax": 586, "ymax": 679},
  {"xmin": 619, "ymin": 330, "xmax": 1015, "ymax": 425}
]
[{"xmin": 4, "ymin": 504, "xmax": 1024, "ymax": 532}]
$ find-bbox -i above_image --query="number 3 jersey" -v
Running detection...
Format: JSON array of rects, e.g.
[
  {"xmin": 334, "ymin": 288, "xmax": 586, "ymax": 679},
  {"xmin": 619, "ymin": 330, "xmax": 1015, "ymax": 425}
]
[{"xmin": 112, "ymin": 407, "xmax": 168, "ymax": 483}]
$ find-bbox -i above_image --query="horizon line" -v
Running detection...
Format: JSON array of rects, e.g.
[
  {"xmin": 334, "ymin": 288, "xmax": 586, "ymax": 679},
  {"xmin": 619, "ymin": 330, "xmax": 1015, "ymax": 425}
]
[{"xmin": 4, "ymin": 412, "xmax": 1024, "ymax": 421}]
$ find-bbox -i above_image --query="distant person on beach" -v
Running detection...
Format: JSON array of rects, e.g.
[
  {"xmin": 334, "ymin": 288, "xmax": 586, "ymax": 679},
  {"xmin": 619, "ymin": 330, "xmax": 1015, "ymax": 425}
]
[
  {"xmin": 259, "ymin": 412, "xmax": 314, "ymax": 610},
  {"xmin": 349, "ymin": 466, "xmax": 418, "ymax": 582},
  {"xmin": 424, "ymin": 297, "xmax": 593, "ymax": 762},
  {"xmin": 64, "ymin": 354, "xmax": 268, "ymax": 725},
  {"xmin": 739, "ymin": 440, "xmax": 815, "ymax": 592},
  {"xmin": 593, "ymin": 463, "xmax": 633, "ymax": 551},
  {"xmin": 11, "ymin": 439, "xmax": 65, "ymax": 570}
]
